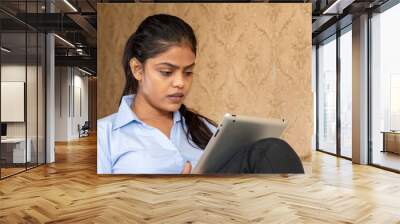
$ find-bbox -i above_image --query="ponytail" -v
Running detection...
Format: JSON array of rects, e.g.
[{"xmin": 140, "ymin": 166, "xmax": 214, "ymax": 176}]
[
  {"xmin": 121, "ymin": 34, "xmax": 139, "ymax": 103},
  {"xmin": 179, "ymin": 104, "xmax": 217, "ymax": 149}
]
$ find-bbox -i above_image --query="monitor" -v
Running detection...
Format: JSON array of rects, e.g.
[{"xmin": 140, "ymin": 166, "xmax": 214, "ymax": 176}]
[{"xmin": 1, "ymin": 123, "xmax": 7, "ymax": 137}]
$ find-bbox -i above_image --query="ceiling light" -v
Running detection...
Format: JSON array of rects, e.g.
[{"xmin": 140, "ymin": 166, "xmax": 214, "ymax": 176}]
[
  {"xmin": 1, "ymin": 47, "xmax": 11, "ymax": 53},
  {"xmin": 322, "ymin": 0, "xmax": 355, "ymax": 15},
  {"xmin": 63, "ymin": 0, "xmax": 78, "ymax": 12},
  {"xmin": 77, "ymin": 67, "xmax": 93, "ymax": 76},
  {"xmin": 54, "ymin": 34, "xmax": 75, "ymax": 48}
]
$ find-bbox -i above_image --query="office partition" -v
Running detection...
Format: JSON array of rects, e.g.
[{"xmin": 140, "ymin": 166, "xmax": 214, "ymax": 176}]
[{"xmin": 0, "ymin": 0, "xmax": 47, "ymax": 179}]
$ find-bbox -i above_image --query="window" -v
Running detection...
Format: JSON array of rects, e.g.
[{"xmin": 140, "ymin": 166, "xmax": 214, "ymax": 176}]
[
  {"xmin": 370, "ymin": 2, "xmax": 400, "ymax": 171},
  {"xmin": 339, "ymin": 28, "xmax": 352, "ymax": 158},
  {"xmin": 317, "ymin": 36, "xmax": 337, "ymax": 154}
]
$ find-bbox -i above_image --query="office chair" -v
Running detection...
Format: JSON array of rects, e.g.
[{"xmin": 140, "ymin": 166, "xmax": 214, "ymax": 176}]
[{"xmin": 78, "ymin": 121, "xmax": 90, "ymax": 138}]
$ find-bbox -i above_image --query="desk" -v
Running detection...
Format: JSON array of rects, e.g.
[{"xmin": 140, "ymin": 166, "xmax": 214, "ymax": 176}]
[
  {"xmin": 381, "ymin": 131, "xmax": 400, "ymax": 154},
  {"xmin": 1, "ymin": 138, "xmax": 31, "ymax": 163}
]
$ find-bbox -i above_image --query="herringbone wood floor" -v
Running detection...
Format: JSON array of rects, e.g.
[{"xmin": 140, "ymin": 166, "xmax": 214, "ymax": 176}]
[{"xmin": 1, "ymin": 135, "xmax": 400, "ymax": 224}]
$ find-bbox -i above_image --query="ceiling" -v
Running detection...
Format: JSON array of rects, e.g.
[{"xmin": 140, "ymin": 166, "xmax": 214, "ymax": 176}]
[{"xmin": 0, "ymin": 0, "xmax": 394, "ymax": 75}]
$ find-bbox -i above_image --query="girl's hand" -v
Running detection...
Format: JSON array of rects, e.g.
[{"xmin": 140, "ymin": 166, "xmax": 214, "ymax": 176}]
[{"xmin": 181, "ymin": 161, "xmax": 192, "ymax": 174}]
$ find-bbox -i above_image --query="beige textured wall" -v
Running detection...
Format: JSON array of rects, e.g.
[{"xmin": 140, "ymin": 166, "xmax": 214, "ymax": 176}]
[{"xmin": 98, "ymin": 3, "xmax": 312, "ymax": 159}]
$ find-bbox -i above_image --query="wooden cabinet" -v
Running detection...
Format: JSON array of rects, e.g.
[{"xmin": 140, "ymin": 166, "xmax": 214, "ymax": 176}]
[{"xmin": 382, "ymin": 132, "xmax": 400, "ymax": 154}]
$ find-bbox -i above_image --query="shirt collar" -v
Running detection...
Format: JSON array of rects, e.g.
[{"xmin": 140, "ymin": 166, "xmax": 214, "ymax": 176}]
[
  {"xmin": 172, "ymin": 108, "xmax": 182, "ymax": 124},
  {"xmin": 112, "ymin": 94, "xmax": 182, "ymax": 130}
]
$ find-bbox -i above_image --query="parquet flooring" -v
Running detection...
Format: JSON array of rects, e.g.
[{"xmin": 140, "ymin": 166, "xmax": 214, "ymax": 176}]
[
  {"xmin": 372, "ymin": 151, "xmax": 400, "ymax": 171},
  {"xmin": 1, "ymin": 167, "xmax": 26, "ymax": 178},
  {"xmin": 1, "ymin": 135, "xmax": 400, "ymax": 223}
]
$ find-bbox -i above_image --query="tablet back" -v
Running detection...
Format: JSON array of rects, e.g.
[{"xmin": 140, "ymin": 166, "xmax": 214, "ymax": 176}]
[{"xmin": 192, "ymin": 114, "xmax": 287, "ymax": 174}]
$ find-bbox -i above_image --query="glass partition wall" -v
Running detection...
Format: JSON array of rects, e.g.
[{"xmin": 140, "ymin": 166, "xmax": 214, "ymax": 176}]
[{"xmin": 0, "ymin": 1, "xmax": 46, "ymax": 179}]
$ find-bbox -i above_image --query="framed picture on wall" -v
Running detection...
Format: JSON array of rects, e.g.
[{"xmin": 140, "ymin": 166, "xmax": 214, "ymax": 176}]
[{"xmin": 1, "ymin": 81, "xmax": 25, "ymax": 122}]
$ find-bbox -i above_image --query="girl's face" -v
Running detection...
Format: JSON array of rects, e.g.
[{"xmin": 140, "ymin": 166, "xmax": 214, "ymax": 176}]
[{"xmin": 131, "ymin": 45, "xmax": 195, "ymax": 113}]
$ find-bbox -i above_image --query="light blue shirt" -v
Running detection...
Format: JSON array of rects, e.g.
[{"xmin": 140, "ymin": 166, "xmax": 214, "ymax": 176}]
[{"xmin": 97, "ymin": 94, "xmax": 217, "ymax": 174}]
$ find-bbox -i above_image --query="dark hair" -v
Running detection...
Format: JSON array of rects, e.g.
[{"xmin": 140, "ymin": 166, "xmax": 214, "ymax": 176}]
[{"xmin": 122, "ymin": 14, "xmax": 217, "ymax": 149}]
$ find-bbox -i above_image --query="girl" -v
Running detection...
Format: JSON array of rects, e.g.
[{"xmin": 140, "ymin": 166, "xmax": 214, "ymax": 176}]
[{"xmin": 97, "ymin": 14, "xmax": 303, "ymax": 174}]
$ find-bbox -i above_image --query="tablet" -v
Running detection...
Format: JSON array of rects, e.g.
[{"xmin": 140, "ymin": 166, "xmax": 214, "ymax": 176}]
[{"xmin": 192, "ymin": 113, "xmax": 287, "ymax": 174}]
